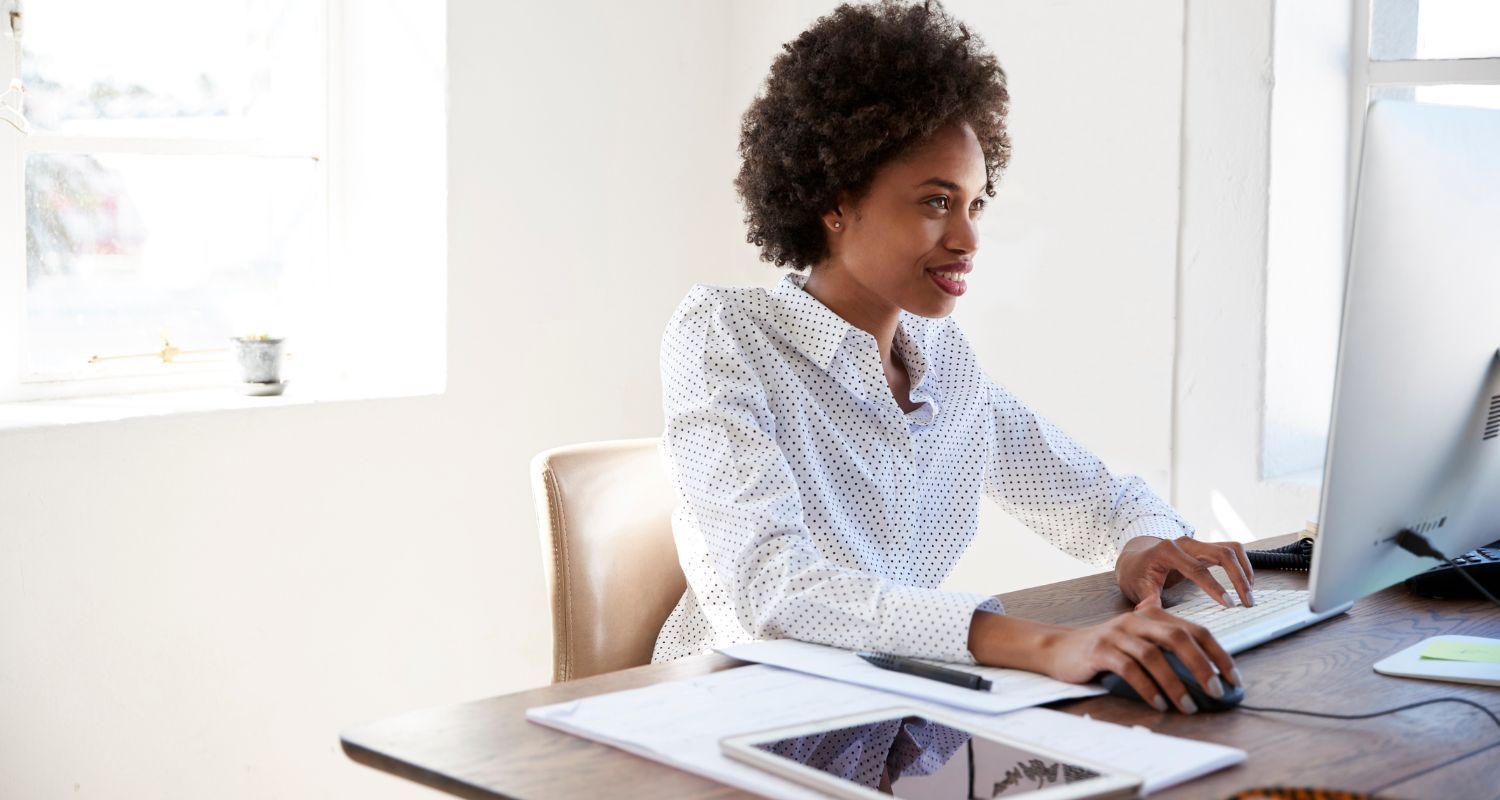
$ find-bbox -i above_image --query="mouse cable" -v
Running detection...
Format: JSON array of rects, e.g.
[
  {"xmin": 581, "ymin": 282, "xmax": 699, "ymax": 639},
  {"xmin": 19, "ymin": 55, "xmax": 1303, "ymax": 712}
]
[
  {"xmin": 1368, "ymin": 737, "xmax": 1500, "ymax": 797},
  {"xmin": 1238, "ymin": 697, "xmax": 1500, "ymax": 796},
  {"xmin": 1238, "ymin": 696, "xmax": 1499, "ymax": 729},
  {"xmin": 1395, "ymin": 528, "xmax": 1500, "ymax": 609}
]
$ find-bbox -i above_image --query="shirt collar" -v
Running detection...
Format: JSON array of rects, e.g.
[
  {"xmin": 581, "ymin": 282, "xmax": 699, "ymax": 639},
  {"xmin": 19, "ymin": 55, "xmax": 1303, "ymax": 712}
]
[
  {"xmin": 770, "ymin": 271, "xmax": 859, "ymax": 370},
  {"xmin": 770, "ymin": 271, "xmax": 934, "ymax": 388}
]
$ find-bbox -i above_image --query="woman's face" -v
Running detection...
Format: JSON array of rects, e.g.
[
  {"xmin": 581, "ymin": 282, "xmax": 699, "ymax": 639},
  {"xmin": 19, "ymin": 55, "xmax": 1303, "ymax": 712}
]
[{"xmin": 819, "ymin": 120, "xmax": 988, "ymax": 319}]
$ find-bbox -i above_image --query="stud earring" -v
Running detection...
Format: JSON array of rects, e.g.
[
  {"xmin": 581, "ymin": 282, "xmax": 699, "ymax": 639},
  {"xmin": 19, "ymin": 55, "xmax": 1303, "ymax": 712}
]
[{"xmin": 833, "ymin": 221, "xmax": 841, "ymax": 228}]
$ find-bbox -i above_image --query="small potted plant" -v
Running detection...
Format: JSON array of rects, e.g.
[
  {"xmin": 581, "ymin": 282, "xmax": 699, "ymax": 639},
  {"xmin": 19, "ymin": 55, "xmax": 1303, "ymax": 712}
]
[{"xmin": 231, "ymin": 333, "xmax": 287, "ymax": 395}]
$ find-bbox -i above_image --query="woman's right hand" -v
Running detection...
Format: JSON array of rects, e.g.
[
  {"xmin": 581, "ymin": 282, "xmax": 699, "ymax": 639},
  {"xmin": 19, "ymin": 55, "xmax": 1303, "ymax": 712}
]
[
  {"xmin": 968, "ymin": 599, "xmax": 1242, "ymax": 714},
  {"xmin": 1038, "ymin": 599, "xmax": 1240, "ymax": 713}
]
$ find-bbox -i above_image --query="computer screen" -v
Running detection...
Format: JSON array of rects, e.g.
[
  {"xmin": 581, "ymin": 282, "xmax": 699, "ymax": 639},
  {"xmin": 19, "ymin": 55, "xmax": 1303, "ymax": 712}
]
[{"xmin": 1309, "ymin": 100, "xmax": 1500, "ymax": 613}]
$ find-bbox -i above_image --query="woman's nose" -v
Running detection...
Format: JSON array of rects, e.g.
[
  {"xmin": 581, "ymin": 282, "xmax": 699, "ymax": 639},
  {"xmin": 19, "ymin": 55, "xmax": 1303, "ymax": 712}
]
[{"xmin": 945, "ymin": 213, "xmax": 979, "ymax": 254}]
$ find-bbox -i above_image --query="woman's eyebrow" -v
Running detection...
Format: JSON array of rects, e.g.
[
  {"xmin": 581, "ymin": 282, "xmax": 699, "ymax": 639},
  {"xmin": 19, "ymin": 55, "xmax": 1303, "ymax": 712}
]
[
  {"xmin": 915, "ymin": 176, "xmax": 981, "ymax": 194},
  {"xmin": 916, "ymin": 177, "xmax": 960, "ymax": 191}
]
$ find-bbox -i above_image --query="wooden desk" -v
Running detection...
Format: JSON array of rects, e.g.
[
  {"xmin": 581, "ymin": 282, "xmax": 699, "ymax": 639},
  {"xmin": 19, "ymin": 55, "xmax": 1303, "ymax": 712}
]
[{"xmin": 342, "ymin": 537, "xmax": 1500, "ymax": 799}]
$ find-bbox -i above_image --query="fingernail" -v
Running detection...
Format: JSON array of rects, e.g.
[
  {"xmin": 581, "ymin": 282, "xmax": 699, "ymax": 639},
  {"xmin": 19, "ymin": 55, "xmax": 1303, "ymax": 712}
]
[
  {"xmin": 1206, "ymin": 676, "xmax": 1225, "ymax": 699},
  {"xmin": 1230, "ymin": 668, "xmax": 1245, "ymax": 687},
  {"xmin": 1151, "ymin": 695, "xmax": 1168, "ymax": 712},
  {"xmin": 1179, "ymin": 695, "xmax": 1198, "ymax": 714},
  {"xmin": 1247, "ymin": 590, "xmax": 1256, "ymax": 606}
]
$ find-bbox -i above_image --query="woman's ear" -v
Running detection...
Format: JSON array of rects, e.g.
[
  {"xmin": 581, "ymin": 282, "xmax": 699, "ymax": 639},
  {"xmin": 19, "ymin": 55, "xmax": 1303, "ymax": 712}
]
[
  {"xmin": 821, "ymin": 192, "xmax": 852, "ymax": 232},
  {"xmin": 820, "ymin": 206, "xmax": 844, "ymax": 232}
]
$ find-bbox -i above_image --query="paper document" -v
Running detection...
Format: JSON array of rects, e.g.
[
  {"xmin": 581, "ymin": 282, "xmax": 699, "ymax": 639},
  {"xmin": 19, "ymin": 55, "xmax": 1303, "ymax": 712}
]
[
  {"xmin": 719, "ymin": 638, "xmax": 1105, "ymax": 713},
  {"xmin": 526, "ymin": 663, "xmax": 1245, "ymax": 799}
]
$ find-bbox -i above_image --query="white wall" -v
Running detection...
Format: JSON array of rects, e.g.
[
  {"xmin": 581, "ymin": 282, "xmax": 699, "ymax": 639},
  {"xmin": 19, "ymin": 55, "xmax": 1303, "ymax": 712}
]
[
  {"xmin": 1173, "ymin": 0, "xmax": 1323, "ymax": 544},
  {"xmin": 0, "ymin": 1, "xmax": 1303, "ymax": 798},
  {"xmin": 1263, "ymin": 0, "xmax": 1353, "ymax": 481}
]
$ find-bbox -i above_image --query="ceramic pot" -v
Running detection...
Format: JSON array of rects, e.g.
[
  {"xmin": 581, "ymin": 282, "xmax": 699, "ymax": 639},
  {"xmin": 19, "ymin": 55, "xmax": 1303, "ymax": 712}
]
[{"xmin": 231, "ymin": 337, "xmax": 286, "ymax": 384}]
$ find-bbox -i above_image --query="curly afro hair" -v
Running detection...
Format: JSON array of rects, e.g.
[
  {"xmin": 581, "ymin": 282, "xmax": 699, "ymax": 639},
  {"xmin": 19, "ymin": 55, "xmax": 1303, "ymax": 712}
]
[{"xmin": 735, "ymin": 0, "xmax": 1011, "ymax": 270}]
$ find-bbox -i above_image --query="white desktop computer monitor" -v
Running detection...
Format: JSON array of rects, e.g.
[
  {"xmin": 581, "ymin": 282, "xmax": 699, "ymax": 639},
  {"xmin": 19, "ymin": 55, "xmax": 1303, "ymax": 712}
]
[{"xmin": 1308, "ymin": 100, "xmax": 1500, "ymax": 613}]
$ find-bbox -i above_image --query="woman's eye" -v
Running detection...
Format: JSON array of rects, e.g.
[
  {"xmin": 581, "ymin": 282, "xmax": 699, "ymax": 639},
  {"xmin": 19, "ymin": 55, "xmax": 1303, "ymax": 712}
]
[{"xmin": 926, "ymin": 196, "xmax": 987, "ymax": 215}]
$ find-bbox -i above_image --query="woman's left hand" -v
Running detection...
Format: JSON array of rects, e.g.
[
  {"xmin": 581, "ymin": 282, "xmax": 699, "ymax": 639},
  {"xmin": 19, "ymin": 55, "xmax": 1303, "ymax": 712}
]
[{"xmin": 1115, "ymin": 536, "xmax": 1255, "ymax": 609}]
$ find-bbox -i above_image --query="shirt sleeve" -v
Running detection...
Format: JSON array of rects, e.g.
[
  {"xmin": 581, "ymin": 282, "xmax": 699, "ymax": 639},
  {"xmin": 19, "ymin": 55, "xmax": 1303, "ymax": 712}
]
[
  {"xmin": 661, "ymin": 288, "xmax": 1001, "ymax": 664},
  {"xmin": 980, "ymin": 374, "xmax": 1195, "ymax": 568}
]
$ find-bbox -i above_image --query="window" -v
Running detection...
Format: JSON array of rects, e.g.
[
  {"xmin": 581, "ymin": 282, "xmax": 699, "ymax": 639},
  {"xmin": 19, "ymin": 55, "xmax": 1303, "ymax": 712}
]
[
  {"xmin": 0, "ymin": 0, "xmax": 326, "ymax": 400},
  {"xmin": 0, "ymin": 0, "xmax": 446, "ymax": 405},
  {"xmin": 1263, "ymin": 0, "xmax": 1500, "ymax": 482},
  {"xmin": 1361, "ymin": 0, "xmax": 1500, "ymax": 116}
]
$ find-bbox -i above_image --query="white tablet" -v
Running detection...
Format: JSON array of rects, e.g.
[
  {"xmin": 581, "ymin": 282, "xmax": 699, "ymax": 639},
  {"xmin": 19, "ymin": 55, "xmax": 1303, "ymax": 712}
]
[{"xmin": 721, "ymin": 707, "xmax": 1140, "ymax": 800}]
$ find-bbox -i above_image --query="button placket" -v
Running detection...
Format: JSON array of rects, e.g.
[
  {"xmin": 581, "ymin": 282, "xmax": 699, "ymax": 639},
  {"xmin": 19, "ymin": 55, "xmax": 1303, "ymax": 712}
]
[
  {"xmin": 850, "ymin": 337, "xmax": 919, "ymax": 462},
  {"xmin": 894, "ymin": 319, "xmax": 936, "ymax": 426}
]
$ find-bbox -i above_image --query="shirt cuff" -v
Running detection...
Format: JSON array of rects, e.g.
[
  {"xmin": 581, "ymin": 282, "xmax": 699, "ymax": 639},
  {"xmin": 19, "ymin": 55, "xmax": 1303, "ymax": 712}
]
[
  {"xmin": 1118, "ymin": 516, "xmax": 1195, "ymax": 551},
  {"xmin": 873, "ymin": 586, "xmax": 1007, "ymax": 665}
]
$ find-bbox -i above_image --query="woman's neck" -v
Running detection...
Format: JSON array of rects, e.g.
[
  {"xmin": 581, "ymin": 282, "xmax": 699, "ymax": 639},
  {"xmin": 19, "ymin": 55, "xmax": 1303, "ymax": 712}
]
[{"xmin": 801, "ymin": 264, "xmax": 902, "ymax": 367}]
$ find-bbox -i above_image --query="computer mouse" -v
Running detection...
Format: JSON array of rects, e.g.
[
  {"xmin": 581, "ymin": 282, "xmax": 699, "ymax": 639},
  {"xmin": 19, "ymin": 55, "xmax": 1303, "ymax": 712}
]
[{"xmin": 1098, "ymin": 649, "xmax": 1244, "ymax": 712}]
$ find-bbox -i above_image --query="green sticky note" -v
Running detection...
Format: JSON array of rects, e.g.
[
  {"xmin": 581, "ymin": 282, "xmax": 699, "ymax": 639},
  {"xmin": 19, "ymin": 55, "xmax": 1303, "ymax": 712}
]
[{"xmin": 1420, "ymin": 639, "xmax": 1500, "ymax": 664}]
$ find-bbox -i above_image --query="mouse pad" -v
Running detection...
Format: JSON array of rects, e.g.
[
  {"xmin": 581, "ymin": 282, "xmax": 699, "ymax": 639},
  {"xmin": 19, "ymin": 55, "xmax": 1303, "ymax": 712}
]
[{"xmin": 1373, "ymin": 635, "xmax": 1500, "ymax": 687}]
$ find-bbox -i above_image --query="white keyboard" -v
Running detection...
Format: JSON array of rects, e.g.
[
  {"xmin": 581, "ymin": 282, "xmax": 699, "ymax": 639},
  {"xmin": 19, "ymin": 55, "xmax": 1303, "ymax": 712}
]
[{"xmin": 1167, "ymin": 588, "xmax": 1350, "ymax": 654}]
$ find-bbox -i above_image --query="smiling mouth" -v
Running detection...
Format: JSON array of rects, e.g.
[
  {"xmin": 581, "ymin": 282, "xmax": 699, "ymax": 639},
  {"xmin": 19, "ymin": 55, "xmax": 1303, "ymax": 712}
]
[{"xmin": 926, "ymin": 267, "xmax": 969, "ymax": 297}]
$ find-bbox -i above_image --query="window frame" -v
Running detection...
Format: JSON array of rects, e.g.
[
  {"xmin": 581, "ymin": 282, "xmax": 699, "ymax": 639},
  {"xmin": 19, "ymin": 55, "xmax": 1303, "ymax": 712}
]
[
  {"xmin": 0, "ymin": 0, "xmax": 337, "ymax": 403},
  {"xmin": 1348, "ymin": 1, "xmax": 1500, "ymax": 223}
]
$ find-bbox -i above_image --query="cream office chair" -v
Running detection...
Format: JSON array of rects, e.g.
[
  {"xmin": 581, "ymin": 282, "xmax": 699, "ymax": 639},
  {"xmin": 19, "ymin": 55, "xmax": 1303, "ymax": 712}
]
[{"xmin": 530, "ymin": 438, "xmax": 686, "ymax": 683}]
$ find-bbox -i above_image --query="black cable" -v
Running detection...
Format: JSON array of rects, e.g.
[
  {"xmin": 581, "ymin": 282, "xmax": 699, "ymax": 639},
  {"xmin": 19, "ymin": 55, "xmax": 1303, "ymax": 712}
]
[
  {"xmin": 1369, "ymin": 736, "xmax": 1500, "ymax": 796},
  {"xmin": 1246, "ymin": 538, "xmax": 1315, "ymax": 571},
  {"xmin": 1239, "ymin": 697, "xmax": 1500, "ymax": 796},
  {"xmin": 1449, "ymin": 560, "xmax": 1500, "ymax": 607},
  {"xmin": 1396, "ymin": 528, "xmax": 1500, "ymax": 609},
  {"xmin": 966, "ymin": 736, "xmax": 975, "ymax": 800},
  {"xmin": 1239, "ymin": 696, "xmax": 1500, "ymax": 730}
]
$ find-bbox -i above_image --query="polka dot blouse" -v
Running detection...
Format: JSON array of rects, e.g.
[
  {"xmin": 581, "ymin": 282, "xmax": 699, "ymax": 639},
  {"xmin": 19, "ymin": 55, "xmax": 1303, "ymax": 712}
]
[{"xmin": 651, "ymin": 271, "xmax": 1194, "ymax": 666}]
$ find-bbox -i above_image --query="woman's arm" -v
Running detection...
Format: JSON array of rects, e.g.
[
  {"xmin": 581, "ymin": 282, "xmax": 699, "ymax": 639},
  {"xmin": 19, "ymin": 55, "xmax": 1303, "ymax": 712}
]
[
  {"xmin": 972, "ymin": 373, "xmax": 1248, "ymax": 711},
  {"xmin": 979, "ymin": 374, "xmax": 1196, "ymax": 566},
  {"xmin": 967, "ymin": 605, "xmax": 1242, "ymax": 714},
  {"xmin": 978, "ymin": 373, "xmax": 1253, "ymax": 605}
]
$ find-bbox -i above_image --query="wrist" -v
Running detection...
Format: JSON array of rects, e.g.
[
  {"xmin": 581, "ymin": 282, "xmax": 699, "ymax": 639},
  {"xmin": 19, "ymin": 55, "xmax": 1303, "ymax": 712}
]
[
  {"xmin": 1118, "ymin": 534, "xmax": 1157, "ymax": 558},
  {"xmin": 967, "ymin": 610, "xmax": 1066, "ymax": 674},
  {"xmin": 1115, "ymin": 534, "xmax": 1155, "ymax": 575}
]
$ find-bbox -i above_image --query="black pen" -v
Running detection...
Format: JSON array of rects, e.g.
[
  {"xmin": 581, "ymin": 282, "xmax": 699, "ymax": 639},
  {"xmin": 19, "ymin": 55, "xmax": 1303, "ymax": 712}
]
[{"xmin": 857, "ymin": 651, "xmax": 993, "ymax": 691}]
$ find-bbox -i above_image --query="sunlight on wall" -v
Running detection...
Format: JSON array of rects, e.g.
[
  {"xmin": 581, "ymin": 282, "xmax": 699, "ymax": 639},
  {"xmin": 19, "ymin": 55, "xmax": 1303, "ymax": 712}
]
[{"xmin": 1209, "ymin": 489, "xmax": 1255, "ymax": 543}]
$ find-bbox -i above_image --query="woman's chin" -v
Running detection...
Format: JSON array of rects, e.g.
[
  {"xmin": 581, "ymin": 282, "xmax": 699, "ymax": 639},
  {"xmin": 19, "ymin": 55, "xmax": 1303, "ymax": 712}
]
[{"xmin": 907, "ymin": 296, "xmax": 959, "ymax": 318}]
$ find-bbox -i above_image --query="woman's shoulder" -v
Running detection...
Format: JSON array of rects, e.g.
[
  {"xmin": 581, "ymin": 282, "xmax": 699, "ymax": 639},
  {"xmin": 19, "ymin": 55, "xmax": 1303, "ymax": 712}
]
[
  {"xmin": 666, "ymin": 283, "xmax": 781, "ymax": 341},
  {"xmin": 675, "ymin": 282, "xmax": 770, "ymax": 309}
]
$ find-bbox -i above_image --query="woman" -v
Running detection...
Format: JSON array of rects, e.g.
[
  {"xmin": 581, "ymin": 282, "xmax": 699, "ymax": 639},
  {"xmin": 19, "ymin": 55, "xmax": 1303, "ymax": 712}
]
[{"xmin": 652, "ymin": 0, "xmax": 1253, "ymax": 716}]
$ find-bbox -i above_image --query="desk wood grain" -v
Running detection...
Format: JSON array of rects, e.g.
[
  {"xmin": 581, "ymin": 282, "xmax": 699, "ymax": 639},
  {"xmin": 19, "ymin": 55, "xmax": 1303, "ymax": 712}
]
[{"xmin": 342, "ymin": 536, "xmax": 1500, "ymax": 799}]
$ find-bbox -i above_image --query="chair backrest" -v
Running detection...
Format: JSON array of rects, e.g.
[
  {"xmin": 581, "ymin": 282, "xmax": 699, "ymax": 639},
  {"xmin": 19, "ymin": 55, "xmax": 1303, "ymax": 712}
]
[{"xmin": 530, "ymin": 438, "xmax": 685, "ymax": 682}]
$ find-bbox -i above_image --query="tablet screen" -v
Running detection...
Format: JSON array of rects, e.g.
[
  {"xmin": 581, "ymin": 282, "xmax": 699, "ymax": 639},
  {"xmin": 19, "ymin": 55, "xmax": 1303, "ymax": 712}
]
[{"xmin": 749, "ymin": 714, "xmax": 1106, "ymax": 798}]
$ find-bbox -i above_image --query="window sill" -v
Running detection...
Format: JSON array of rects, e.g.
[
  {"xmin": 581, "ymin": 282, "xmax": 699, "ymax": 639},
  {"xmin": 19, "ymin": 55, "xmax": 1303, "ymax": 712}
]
[
  {"xmin": 0, "ymin": 377, "xmax": 443, "ymax": 433},
  {"xmin": 1262, "ymin": 467, "xmax": 1325, "ymax": 489}
]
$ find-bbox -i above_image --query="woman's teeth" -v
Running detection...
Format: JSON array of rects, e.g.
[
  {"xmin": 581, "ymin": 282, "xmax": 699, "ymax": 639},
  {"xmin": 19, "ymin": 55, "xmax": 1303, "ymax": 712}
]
[{"xmin": 932, "ymin": 271, "xmax": 966, "ymax": 281}]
